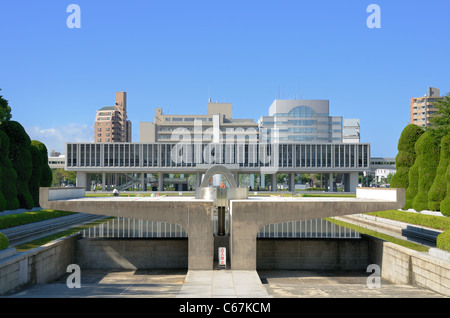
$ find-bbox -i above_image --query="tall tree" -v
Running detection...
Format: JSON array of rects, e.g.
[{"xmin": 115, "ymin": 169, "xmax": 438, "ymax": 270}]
[
  {"xmin": 427, "ymin": 92, "xmax": 450, "ymax": 143},
  {"xmin": 0, "ymin": 89, "xmax": 12, "ymax": 124},
  {"xmin": 390, "ymin": 124, "xmax": 424, "ymax": 189},
  {"xmin": 428, "ymin": 134, "xmax": 450, "ymax": 211},
  {"xmin": 412, "ymin": 132, "xmax": 440, "ymax": 211},
  {"xmin": 0, "ymin": 130, "xmax": 19, "ymax": 210},
  {"xmin": 1, "ymin": 121, "xmax": 34, "ymax": 209}
]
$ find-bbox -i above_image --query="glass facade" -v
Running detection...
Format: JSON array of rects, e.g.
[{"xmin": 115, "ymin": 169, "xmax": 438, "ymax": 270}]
[
  {"xmin": 66, "ymin": 142, "xmax": 370, "ymax": 170},
  {"xmin": 259, "ymin": 101, "xmax": 344, "ymax": 143}
]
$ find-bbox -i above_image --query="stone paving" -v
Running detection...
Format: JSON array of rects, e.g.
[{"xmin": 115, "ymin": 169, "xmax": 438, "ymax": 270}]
[{"xmin": 2, "ymin": 269, "xmax": 446, "ymax": 298}]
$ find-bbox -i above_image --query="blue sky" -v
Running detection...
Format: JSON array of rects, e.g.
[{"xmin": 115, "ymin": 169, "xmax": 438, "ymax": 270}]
[{"xmin": 1, "ymin": 0, "xmax": 449, "ymax": 157}]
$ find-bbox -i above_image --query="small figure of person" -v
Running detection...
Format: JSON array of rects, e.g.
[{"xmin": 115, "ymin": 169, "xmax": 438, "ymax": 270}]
[{"xmin": 113, "ymin": 188, "xmax": 119, "ymax": 197}]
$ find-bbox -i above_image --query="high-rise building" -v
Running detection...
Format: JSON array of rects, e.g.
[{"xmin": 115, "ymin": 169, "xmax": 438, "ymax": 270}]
[
  {"xmin": 258, "ymin": 99, "xmax": 345, "ymax": 143},
  {"xmin": 94, "ymin": 92, "xmax": 132, "ymax": 142},
  {"xmin": 140, "ymin": 100, "xmax": 258, "ymax": 143},
  {"xmin": 410, "ymin": 87, "xmax": 443, "ymax": 127}
]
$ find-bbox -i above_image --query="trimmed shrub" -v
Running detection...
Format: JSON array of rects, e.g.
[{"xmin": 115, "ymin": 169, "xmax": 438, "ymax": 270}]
[
  {"xmin": 0, "ymin": 130, "xmax": 19, "ymax": 210},
  {"xmin": 436, "ymin": 231, "xmax": 450, "ymax": 252},
  {"xmin": 412, "ymin": 132, "xmax": 440, "ymax": 211},
  {"xmin": 1, "ymin": 121, "xmax": 34, "ymax": 209},
  {"xmin": 31, "ymin": 140, "xmax": 52, "ymax": 187},
  {"xmin": 404, "ymin": 158, "xmax": 419, "ymax": 209},
  {"xmin": 428, "ymin": 134, "xmax": 450, "ymax": 211},
  {"xmin": 29, "ymin": 145, "xmax": 42, "ymax": 207},
  {"xmin": 440, "ymin": 164, "xmax": 450, "ymax": 217},
  {"xmin": 391, "ymin": 124, "xmax": 425, "ymax": 189},
  {"xmin": 0, "ymin": 232, "xmax": 8, "ymax": 250}
]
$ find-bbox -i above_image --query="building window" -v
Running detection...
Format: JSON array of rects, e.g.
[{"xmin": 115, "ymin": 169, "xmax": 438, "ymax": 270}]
[
  {"xmin": 172, "ymin": 118, "xmax": 183, "ymax": 122},
  {"xmin": 98, "ymin": 128, "xmax": 102, "ymax": 131}
]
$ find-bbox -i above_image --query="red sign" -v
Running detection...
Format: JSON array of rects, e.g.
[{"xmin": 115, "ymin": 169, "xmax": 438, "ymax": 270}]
[{"xmin": 218, "ymin": 247, "xmax": 226, "ymax": 267}]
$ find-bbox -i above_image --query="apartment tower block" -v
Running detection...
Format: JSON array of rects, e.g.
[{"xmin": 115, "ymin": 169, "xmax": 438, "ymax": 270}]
[{"xmin": 95, "ymin": 92, "xmax": 132, "ymax": 142}]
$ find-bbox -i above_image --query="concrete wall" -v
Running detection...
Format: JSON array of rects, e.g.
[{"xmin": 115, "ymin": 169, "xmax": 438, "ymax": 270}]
[
  {"xmin": 368, "ymin": 236, "xmax": 450, "ymax": 297},
  {"xmin": 257, "ymin": 238, "xmax": 369, "ymax": 271},
  {"xmin": 75, "ymin": 238, "xmax": 188, "ymax": 269},
  {"xmin": 0, "ymin": 234, "xmax": 79, "ymax": 295}
]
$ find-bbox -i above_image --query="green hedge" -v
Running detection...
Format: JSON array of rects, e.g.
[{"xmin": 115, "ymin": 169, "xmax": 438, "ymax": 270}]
[
  {"xmin": 0, "ymin": 210, "xmax": 75, "ymax": 230},
  {"xmin": 412, "ymin": 132, "xmax": 440, "ymax": 211},
  {"xmin": 405, "ymin": 154, "xmax": 420, "ymax": 209},
  {"xmin": 437, "ymin": 231, "xmax": 450, "ymax": 252},
  {"xmin": 428, "ymin": 134, "xmax": 450, "ymax": 211},
  {"xmin": 1, "ymin": 121, "xmax": 34, "ymax": 209},
  {"xmin": 0, "ymin": 232, "xmax": 8, "ymax": 250},
  {"xmin": 0, "ymin": 130, "xmax": 19, "ymax": 211},
  {"xmin": 368, "ymin": 210, "xmax": 450, "ymax": 252},
  {"xmin": 440, "ymin": 164, "xmax": 450, "ymax": 217},
  {"xmin": 391, "ymin": 124, "xmax": 425, "ymax": 189}
]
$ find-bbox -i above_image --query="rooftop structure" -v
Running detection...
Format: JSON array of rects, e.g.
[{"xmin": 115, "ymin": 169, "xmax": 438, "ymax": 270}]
[
  {"xmin": 258, "ymin": 99, "xmax": 347, "ymax": 143},
  {"xmin": 140, "ymin": 100, "xmax": 258, "ymax": 143}
]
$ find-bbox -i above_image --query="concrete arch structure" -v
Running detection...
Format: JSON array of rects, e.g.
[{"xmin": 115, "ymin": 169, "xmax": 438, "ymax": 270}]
[
  {"xmin": 228, "ymin": 188, "xmax": 405, "ymax": 269},
  {"xmin": 39, "ymin": 188, "xmax": 215, "ymax": 270},
  {"xmin": 40, "ymin": 187, "xmax": 405, "ymax": 270},
  {"xmin": 200, "ymin": 165, "xmax": 238, "ymax": 188}
]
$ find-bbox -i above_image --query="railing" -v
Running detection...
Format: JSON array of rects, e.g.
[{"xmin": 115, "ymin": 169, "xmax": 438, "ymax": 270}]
[{"xmin": 81, "ymin": 217, "xmax": 359, "ymax": 239}]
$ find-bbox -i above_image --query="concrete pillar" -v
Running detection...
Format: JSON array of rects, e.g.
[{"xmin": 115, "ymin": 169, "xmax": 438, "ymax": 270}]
[
  {"xmin": 196, "ymin": 173, "xmax": 201, "ymax": 188},
  {"xmin": 329, "ymin": 173, "xmax": 334, "ymax": 192},
  {"xmin": 346, "ymin": 172, "xmax": 359, "ymax": 192},
  {"xmin": 250, "ymin": 174, "xmax": 255, "ymax": 190},
  {"xmin": 102, "ymin": 172, "xmax": 106, "ymax": 191},
  {"xmin": 289, "ymin": 173, "xmax": 295, "ymax": 192},
  {"xmin": 234, "ymin": 172, "xmax": 239, "ymax": 187},
  {"xmin": 141, "ymin": 173, "xmax": 146, "ymax": 191},
  {"xmin": 271, "ymin": 174, "xmax": 276, "ymax": 191},
  {"xmin": 261, "ymin": 173, "xmax": 265, "ymax": 189},
  {"xmin": 76, "ymin": 172, "xmax": 89, "ymax": 190},
  {"xmin": 158, "ymin": 173, "xmax": 164, "ymax": 191}
]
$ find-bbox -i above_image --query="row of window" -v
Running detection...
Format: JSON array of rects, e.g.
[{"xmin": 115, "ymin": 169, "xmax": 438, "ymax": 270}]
[{"xmin": 66, "ymin": 143, "xmax": 370, "ymax": 169}]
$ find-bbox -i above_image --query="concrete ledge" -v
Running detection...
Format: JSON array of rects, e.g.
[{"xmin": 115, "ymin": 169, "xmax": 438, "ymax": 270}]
[
  {"xmin": 367, "ymin": 236, "xmax": 450, "ymax": 297},
  {"xmin": 0, "ymin": 234, "xmax": 80, "ymax": 295}
]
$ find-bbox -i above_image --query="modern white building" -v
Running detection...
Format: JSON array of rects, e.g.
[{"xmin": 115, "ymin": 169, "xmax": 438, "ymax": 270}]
[
  {"xmin": 258, "ymin": 99, "xmax": 344, "ymax": 143},
  {"xmin": 140, "ymin": 100, "xmax": 258, "ymax": 143},
  {"xmin": 343, "ymin": 119, "xmax": 360, "ymax": 143}
]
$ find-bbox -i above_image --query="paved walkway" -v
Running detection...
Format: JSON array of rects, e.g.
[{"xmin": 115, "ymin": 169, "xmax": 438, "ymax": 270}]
[{"xmin": 2, "ymin": 269, "xmax": 446, "ymax": 298}]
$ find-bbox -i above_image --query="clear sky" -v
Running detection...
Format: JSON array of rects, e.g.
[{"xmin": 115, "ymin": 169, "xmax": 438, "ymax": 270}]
[{"xmin": 1, "ymin": 0, "xmax": 449, "ymax": 157}]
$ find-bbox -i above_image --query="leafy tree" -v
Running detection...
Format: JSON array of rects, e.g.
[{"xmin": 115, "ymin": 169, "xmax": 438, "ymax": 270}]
[
  {"xmin": 52, "ymin": 168, "xmax": 76, "ymax": 186},
  {"xmin": 1, "ymin": 121, "xmax": 34, "ymax": 209},
  {"xmin": 412, "ymin": 132, "xmax": 440, "ymax": 211},
  {"xmin": 390, "ymin": 124, "xmax": 424, "ymax": 189},
  {"xmin": 428, "ymin": 134, "xmax": 450, "ymax": 211},
  {"xmin": 0, "ymin": 130, "xmax": 19, "ymax": 210},
  {"xmin": 427, "ymin": 92, "xmax": 450, "ymax": 143},
  {"xmin": 0, "ymin": 89, "xmax": 12, "ymax": 124}
]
